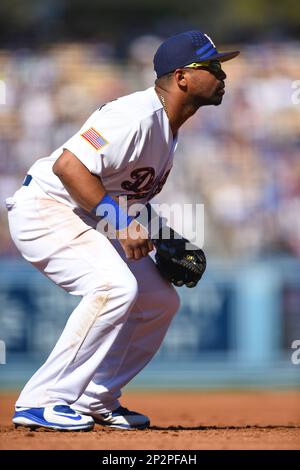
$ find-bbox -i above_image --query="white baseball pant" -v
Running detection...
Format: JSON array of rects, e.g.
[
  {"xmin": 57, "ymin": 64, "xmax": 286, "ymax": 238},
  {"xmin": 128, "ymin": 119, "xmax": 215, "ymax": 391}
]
[{"xmin": 7, "ymin": 179, "xmax": 180, "ymax": 414}]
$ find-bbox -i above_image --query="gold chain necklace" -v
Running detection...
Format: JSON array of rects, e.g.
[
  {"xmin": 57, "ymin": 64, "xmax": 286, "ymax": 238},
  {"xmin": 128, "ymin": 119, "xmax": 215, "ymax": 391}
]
[
  {"xmin": 159, "ymin": 94, "xmax": 168, "ymax": 116},
  {"xmin": 156, "ymin": 89, "xmax": 169, "ymax": 118}
]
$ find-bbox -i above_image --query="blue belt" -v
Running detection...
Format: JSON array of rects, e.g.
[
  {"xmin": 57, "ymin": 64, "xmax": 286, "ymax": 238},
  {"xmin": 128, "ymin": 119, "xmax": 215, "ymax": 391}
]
[{"xmin": 23, "ymin": 175, "xmax": 32, "ymax": 186}]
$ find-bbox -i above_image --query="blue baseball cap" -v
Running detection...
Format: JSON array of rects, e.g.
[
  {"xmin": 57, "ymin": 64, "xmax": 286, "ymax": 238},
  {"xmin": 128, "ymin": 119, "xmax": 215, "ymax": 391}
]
[{"xmin": 154, "ymin": 30, "xmax": 240, "ymax": 78}]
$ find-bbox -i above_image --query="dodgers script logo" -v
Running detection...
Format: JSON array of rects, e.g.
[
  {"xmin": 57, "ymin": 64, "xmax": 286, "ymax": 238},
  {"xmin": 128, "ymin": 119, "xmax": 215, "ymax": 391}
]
[{"xmin": 121, "ymin": 167, "xmax": 171, "ymax": 200}]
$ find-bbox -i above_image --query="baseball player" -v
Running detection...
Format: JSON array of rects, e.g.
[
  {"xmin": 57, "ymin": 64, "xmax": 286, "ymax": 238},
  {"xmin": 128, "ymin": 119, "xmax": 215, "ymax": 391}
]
[{"xmin": 6, "ymin": 31, "xmax": 239, "ymax": 431}]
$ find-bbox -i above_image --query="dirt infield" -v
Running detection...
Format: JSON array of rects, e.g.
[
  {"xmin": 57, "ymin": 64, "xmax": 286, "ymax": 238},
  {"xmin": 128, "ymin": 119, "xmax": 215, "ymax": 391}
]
[{"xmin": 0, "ymin": 390, "xmax": 299, "ymax": 450}]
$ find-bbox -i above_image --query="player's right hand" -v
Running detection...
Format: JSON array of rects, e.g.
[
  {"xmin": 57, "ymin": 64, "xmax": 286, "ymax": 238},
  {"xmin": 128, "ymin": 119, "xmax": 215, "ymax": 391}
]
[{"xmin": 118, "ymin": 220, "xmax": 153, "ymax": 260}]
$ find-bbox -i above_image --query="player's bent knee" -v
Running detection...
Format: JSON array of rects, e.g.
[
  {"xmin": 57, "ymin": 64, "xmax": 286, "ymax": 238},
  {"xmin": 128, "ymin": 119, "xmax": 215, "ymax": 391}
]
[
  {"xmin": 87, "ymin": 266, "xmax": 138, "ymax": 309},
  {"xmin": 118, "ymin": 272, "xmax": 139, "ymax": 307},
  {"xmin": 105, "ymin": 265, "xmax": 139, "ymax": 307},
  {"xmin": 152, "ymin": 285, "xmax": 180, "ymax": 318}
]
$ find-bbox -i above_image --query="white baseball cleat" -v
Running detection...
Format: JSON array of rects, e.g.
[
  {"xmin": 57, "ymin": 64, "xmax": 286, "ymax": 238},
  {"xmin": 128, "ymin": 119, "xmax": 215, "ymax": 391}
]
[
  {"xmin": 12, "ymin": 405, "xmax": 94, "ymax": 431},
  {"xmin": 92, "ymin": 406, "xmax": 150, "ymax": 430}
]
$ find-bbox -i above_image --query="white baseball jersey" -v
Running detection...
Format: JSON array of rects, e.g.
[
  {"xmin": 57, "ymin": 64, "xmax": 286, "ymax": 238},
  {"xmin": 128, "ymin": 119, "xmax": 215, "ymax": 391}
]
[{"xmin": 28, "ymin": 87, "xmax": 178, "ymax": 208}]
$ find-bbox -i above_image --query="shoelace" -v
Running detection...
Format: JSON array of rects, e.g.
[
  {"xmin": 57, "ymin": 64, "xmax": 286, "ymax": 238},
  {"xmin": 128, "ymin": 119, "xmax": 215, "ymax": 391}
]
[{"xmin": 101, "ymin": 406, "xmax": 135, "ymax": 418}]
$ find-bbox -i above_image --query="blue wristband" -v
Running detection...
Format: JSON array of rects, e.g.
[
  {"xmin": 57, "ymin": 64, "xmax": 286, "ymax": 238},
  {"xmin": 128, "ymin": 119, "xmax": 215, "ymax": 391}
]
[{"xmin": 92, "ymin": 194, "xmax": 134, "ymax": 230}]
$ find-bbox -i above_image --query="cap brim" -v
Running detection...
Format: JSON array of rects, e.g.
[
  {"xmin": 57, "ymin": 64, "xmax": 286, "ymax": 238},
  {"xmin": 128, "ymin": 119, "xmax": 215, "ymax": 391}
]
[{"xmin": 207, "ymin": 51, "xmax": 240, "ymax": 62}]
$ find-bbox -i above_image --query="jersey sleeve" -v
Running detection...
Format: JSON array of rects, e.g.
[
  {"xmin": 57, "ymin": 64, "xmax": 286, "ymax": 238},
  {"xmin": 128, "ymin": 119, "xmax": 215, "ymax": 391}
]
[{"xmin": 63, "ymin": 106, "xmax": 139, "ymax": 175}]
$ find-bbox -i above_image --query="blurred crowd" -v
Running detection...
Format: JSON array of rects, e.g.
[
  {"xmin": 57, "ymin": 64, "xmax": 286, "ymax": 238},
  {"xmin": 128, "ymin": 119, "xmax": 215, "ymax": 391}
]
[{"xmin": 0, "ymin": 38, "xmax": 300, "ymax": 258}]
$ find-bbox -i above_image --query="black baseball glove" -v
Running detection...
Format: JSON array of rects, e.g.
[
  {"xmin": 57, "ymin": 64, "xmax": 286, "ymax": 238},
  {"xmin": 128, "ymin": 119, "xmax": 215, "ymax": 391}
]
[{"xmin": 152, "ymin": 228, "xmax": 206, "ymax": 288}]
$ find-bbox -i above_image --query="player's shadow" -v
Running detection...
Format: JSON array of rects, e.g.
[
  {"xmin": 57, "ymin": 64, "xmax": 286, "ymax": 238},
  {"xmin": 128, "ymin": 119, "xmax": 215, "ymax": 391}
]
[{"xmin": 150, "ymin": 425, "xmax": 300, "ymax": 431}]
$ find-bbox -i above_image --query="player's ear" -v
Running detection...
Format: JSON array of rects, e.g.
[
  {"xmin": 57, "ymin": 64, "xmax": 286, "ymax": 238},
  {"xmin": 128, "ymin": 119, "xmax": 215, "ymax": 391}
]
[{"xmin": 174, "ymin": 68, "xmax": 188, "ymax": 87}]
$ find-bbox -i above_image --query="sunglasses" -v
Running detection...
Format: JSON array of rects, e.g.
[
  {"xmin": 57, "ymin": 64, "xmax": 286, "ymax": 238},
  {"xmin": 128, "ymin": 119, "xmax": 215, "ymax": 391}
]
[{"xmin": 183, "ymin": 61, "xmax": 223, "ymax": 74}]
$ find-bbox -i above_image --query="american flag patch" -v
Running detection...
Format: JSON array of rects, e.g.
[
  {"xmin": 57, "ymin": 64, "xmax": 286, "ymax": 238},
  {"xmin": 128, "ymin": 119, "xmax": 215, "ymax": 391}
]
[{"xmin": 81, "ymin": 127, "xmax": 108, "ymax": 150}]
